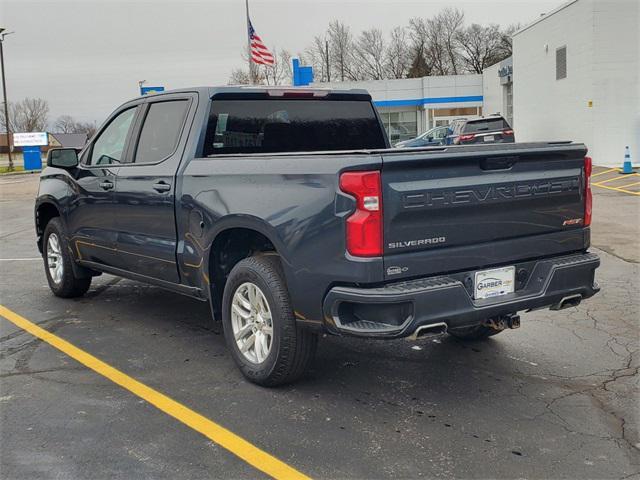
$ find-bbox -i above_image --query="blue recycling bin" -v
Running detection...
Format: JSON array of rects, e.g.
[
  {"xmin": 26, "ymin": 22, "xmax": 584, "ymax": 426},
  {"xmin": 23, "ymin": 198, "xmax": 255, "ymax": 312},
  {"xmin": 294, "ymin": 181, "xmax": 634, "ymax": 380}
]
[{"xmin": 23, "ymin": 146, "xmax": 42, "ymax": 171}]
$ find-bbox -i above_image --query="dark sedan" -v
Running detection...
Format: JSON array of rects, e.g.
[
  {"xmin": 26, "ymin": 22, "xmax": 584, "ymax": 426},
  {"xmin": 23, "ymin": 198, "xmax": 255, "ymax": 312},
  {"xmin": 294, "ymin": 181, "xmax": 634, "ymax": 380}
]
[{"xmin": 394, "ymin": 126, "xmax": 449, "ymax": 148}]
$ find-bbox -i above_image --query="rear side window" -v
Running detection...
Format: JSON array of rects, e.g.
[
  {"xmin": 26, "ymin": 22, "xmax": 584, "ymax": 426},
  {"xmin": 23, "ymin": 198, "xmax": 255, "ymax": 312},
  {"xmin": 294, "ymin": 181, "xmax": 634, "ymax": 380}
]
[
  {"xmin": 134, "ymin": 100, "xmax": 189, "ymax": 163},
  {"xmin": 463, "ymin": 118, "xmax": 510, "ymax": 134},
  {"xmin": 203, "ymin": 99, "xmax": 386, "ymax": 155}
]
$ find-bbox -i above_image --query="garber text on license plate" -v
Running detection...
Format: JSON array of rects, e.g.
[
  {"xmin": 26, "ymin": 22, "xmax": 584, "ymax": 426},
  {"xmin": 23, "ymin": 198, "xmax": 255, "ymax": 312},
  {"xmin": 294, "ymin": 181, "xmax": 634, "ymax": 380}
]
[{"xmin": 474, "ymin": 266, "xmax": 515, "ymax": 300}]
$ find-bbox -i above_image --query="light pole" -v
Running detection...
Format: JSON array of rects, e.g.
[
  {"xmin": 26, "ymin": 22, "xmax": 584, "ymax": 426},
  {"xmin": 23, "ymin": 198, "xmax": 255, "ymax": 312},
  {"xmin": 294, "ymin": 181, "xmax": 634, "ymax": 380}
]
[{"xmin": 0, "ymin": 28, "xmax": 14, "ymax": 171}]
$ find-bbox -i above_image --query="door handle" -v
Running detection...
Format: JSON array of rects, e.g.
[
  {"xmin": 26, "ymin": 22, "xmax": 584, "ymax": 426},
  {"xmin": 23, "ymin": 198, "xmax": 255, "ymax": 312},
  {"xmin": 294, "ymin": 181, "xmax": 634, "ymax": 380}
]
[
  {"xmin": 99, "ymin": 180, "xmax": 114, "ymax": 190},
  {"xmin": 153, "ymin": 181, "xmax": 171, "ymax": 193}
]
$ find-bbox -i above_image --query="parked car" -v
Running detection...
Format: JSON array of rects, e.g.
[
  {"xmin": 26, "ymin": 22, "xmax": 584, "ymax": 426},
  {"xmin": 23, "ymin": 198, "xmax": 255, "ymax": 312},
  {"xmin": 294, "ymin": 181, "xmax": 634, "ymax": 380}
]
[
  {"xmin": 394, "ymin": 125, "xmax": 449, "ymax": 148},
  {"xmin": 36, "ymin": 86, "xmax": 599, "ymax": 386},
  {"xmin": 447, "ymin": 115, "xmax": 515, "ymax": 145},
  {"xmin": 386, "ymin": 124, "xmax": 413, "ymax": 144}
]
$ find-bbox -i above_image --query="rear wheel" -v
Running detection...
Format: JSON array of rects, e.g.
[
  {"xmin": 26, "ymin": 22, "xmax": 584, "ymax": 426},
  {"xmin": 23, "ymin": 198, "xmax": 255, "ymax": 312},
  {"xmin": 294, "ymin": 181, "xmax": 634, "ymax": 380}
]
[
  {"xmin": 221, "ymin": 255, "xmax": 317, "ymax": 387},
  {"xmin": 448, "ymin": 324, "xmax": 503, "ymax": 340},
  {"xmin": 43, "ymin": 218, "xmax": 91, "ymax": 298}
]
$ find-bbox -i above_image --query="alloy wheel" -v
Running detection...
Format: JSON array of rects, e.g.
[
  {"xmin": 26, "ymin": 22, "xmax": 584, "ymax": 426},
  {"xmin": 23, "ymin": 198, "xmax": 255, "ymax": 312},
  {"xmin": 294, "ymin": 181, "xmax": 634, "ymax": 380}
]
[{"xmin": 231, "ymin": 282, "xmax": 274, "ymax": 364}]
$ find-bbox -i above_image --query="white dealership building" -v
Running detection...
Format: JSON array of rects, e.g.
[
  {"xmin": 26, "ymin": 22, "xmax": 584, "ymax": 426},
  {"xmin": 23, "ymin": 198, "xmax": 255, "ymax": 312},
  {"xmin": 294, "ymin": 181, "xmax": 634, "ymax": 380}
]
[
  {"xmin": 484, "ymin": 0, "xmax": 638, "ymax": 166},
  {"xmin": 316, "ymin": 75, "xmax": 484, "ymax": 144},
  {"xmin": 316, "ymin": 0, "xmax": 638, "ymax": 165}
]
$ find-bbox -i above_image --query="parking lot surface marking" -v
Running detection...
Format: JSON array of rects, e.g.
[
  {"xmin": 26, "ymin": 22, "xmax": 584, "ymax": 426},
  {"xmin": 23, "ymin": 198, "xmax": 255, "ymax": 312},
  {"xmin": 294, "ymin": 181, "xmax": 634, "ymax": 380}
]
[
  {"xmin": 0, "ymin": 257, "xmax": 42, "ymax": 261},
  {"xmin": 0, "ymin": 304, "xmax": 311, "ymax": 480},
  {"xmin": 616, "ymin": 181, "xmax": 640, "ymax": 189},
  {"xmin": 592, "ymin": 169, "xmax": 640, "ymax": 195},
  {"xmin": 591, "ymin": 167, "xmax": 620, "ymax": 178}
]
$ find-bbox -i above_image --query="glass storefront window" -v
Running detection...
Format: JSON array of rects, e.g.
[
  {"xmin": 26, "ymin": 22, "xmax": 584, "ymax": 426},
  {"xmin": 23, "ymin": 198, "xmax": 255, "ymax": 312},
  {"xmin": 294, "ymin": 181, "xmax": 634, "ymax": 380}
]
[
  {"xmin": 504, "ymin": 83, "xmax": 513, "ymax": 127},
  {"xmin": 379, "ymin": 110, "xmax": 417, "ymax": 143}
]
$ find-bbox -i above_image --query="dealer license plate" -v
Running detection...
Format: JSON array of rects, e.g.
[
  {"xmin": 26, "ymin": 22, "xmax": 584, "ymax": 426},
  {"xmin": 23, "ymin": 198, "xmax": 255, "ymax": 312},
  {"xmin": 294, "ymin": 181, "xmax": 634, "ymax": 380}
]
[
  {"xmin": 483, "ymin": 135, "xmax": 495, "ymax": 142},
  {"xmin": 474, "ymin": 266, "xmax": 515, "ymax": 300}
]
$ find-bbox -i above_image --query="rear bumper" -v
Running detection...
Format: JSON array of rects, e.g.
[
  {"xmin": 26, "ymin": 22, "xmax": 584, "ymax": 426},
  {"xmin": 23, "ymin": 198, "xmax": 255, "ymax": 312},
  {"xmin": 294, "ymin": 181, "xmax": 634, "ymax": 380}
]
[{"xmin": 322, "ymin": 252, "xmax": 600, "ymax": 338}]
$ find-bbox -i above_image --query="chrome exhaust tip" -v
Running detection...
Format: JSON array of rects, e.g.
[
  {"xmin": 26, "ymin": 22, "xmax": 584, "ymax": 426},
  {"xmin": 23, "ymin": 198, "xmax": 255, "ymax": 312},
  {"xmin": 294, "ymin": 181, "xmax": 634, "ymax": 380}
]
[
  {"xmin": 408, "ymin": 322, "xmax": 448, "ymax": 340},
  {"xmin": 551, "ymin": 294, "xmax": 582, "ymax": 311}
]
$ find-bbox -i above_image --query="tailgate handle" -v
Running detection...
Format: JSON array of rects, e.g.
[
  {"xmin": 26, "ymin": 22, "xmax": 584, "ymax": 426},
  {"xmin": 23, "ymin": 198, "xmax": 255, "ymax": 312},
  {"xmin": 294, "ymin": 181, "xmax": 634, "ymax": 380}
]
[{"xmin": 480, "ymin": 156, "xmax": 518, "ymax": 170}]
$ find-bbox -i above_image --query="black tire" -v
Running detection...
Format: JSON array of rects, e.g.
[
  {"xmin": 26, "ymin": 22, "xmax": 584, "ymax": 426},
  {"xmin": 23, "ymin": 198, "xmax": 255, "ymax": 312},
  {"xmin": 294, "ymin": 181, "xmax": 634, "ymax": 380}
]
[
  {"xmin": 221, "ymin": 255, "xmax": 317, "ymax": 387},
  {"xmin": 448, "ymin": 324, "xmax": 503, "ymax": 341},
  {"xmin": 43, "ymin": 218, "xmax": 91, "ymax": 298}
]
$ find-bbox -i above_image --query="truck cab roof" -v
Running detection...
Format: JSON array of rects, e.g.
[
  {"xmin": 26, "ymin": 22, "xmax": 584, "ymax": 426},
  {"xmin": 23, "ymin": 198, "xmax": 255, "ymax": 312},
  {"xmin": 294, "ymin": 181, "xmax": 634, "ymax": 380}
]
[{"xmin": 138, "ymin": 85, "xmax": 372, "ymax": 101}]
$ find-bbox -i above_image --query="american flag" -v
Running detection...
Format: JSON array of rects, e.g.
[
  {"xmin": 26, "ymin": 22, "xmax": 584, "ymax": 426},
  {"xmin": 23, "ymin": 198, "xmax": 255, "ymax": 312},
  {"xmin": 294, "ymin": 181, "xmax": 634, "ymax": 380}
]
[{"xmin": 248, "ymin": 19, "xmax": 274, "ymax": 65}]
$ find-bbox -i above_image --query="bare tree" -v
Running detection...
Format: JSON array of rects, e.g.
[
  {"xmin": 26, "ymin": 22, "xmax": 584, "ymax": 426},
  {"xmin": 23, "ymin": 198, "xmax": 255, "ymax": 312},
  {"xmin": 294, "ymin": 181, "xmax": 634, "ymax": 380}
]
[
  {"xmin": 409, "ymin": 11, "xmax": 464, "ymax": 76},
  {"xmin": 327, "ymin": 20, "xmax": 358, "ymax": 81},
  {"xmin": 228, "ymin": 49, "xmax": 293, "ymax": 86},
  {"xmin": 227, "ymin": 9, "xmax": 520, "ymax": 83},
  {"xmin": 439, "ymin": 8, "xmax": 465, "ymax": 75},
  {"xmin": 353, "ymin": 28, "xmax": 387, "ymax": 80},
  {"xmin": 407, "ymin": 18, "xmax": 430, "ymax": 78},
  {"xmin": 304, "ymin": 36, "xmax": 331, "ymax": 82},
  {"xmin": 386, "ymin": 27, "xmax": 411, "ymax": 79},
  {"xmin": 53, "ymin": 115, "xmax": 97, "ymax": 139},
  {"xmin": 424, "ymin": 17, "xmax": 453, "ymax": 75},
  {"xmin": 228, "ymin": 68, "xmax": 252, "ymax": 85},
  {"xmin": 407, "ymin": 44, "xmax": 431, "ymax": 78},
  {"xmin": 456, "ymin": 23, "xmax": 504, "ymax": 73},
  {"xmin": 1, "ymin": 97, "xmax": 49, "ymax": 132},
  {"xmin": 261, "ymin": 49, "xmax": 293, "ymax": 85},
  {"xmin": 496, "ymin": 23, "xmax": 521, "ymax": 60},
  {"xmin": 74, "ymin": 121, "xmax": 98, "ymax": 139},
  {"xmin": 53, "ymin": 115, "xmax": 77, "ymax": 133}
]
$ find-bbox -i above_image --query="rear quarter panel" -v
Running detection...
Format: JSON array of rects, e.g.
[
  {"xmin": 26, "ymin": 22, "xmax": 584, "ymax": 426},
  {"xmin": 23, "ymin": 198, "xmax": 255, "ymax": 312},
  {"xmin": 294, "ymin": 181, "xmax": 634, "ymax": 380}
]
[{"xmin": 177, "ymin": 152, "xmax": 384, "ymax": 324}]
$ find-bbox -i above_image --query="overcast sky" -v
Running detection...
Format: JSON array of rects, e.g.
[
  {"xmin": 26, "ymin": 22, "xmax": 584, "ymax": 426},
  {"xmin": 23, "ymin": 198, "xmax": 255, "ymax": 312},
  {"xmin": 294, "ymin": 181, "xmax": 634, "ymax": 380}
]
[{"xmin": 2, "ymin": 0, "xmax": 561, "ymax": 125}]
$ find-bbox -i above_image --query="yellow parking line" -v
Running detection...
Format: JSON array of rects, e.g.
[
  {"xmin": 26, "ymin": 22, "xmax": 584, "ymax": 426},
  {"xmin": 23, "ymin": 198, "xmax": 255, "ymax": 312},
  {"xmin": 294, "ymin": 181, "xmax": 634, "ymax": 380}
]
[
  {"xmin": 615, "ymin": 181, "xmax": 640, "ymax": 189},
  {"xmin": 592, "ymin": 173, "xmax": 640, "ymax": 186},
  {"xmin": 592, "ymin": 183, "xmax": 640, "ymax": 195},
  {"xmin": 590, "ymin": 167, "xmax": 620, "ymax": 177},
  {"xmin": 0, "ymin": 304, "xmax": 311, "ymax": 480}
]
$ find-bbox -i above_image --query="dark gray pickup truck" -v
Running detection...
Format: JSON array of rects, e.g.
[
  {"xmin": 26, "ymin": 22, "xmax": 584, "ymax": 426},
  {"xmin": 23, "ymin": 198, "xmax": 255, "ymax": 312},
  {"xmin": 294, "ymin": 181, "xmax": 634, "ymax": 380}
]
[{"xmin": 36, "ymin": 86, "xmax": 599, "ymax": 385}]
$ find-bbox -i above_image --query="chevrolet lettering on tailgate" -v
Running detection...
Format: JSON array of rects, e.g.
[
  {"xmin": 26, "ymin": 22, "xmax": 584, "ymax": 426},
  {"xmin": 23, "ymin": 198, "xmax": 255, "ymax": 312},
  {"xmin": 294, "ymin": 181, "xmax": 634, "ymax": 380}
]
[{"xmin": 402, "ymin": 178, "xmax": 581, "ymax": 209}]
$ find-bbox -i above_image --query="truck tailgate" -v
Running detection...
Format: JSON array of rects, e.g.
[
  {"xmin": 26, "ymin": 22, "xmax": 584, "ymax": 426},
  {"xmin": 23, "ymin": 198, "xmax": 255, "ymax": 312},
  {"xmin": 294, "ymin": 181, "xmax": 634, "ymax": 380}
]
[{"xmin": 381, "ymin": 143, "xmax": 589, "ymax": 280}]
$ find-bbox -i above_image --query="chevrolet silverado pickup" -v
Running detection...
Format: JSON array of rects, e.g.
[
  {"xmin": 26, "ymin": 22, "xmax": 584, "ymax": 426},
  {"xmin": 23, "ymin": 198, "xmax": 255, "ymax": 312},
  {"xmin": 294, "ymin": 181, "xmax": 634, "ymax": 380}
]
[{"xmin": 36, "ymin": 86, "xmax": 600, "ymax": 386}]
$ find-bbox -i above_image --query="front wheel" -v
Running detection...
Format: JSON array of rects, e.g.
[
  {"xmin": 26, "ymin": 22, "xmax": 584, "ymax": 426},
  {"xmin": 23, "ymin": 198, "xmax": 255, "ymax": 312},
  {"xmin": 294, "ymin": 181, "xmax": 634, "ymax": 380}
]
[
  {"xmin": 221, "ymin": 255, "xmax": 317, "ymax": 387},
  {"xmin": 42, "ymin": 218, "xmax": 91, "ymax": 298}
]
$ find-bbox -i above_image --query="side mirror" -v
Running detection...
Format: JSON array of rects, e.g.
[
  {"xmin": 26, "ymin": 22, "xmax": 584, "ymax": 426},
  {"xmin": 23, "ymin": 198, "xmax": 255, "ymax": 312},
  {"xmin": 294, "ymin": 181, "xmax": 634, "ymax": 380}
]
[{"xmin": 47, "ymin": 148, "xmax": 79, "ymax": 168}]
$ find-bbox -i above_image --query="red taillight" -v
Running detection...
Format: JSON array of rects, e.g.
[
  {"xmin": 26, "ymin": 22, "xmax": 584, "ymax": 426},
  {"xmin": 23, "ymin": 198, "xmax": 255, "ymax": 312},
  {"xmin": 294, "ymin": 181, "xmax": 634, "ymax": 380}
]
[
  {"xmin": 339, "ymin": 171, "xmax": 383, "ymax": 257},
  {"xmin": 503, "ymin": 129, "xmax": 514, "ymax": 135},
  {"xmin": 458, "ymin": 133, "xmax": 475, "ymax": 142},
  {"xmin": 584, "ymin": 156, "xmax": 592, "ymax": 227}
]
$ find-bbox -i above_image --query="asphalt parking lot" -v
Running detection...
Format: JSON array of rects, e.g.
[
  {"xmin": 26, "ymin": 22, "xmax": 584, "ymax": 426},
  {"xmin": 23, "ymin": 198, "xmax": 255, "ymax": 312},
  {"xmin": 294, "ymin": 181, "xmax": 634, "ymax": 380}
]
[{"xmin": 1, "ymin": 170, "xmax": 638, "ymax": 479}]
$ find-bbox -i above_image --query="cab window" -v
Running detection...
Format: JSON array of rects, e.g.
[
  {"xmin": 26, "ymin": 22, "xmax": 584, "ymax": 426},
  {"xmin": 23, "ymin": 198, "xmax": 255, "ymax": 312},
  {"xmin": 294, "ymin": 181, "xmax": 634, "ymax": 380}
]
[
  {"xmin": 203, "ymin": 99, "xmax": 386, "ymax": 155},
  {"xmin": 88, "ymin": 108, "xmax": 137, "ymax": 165},
  {"xmin": 133, "ymin": 100, "xmax": 189, "ymax": 163}
]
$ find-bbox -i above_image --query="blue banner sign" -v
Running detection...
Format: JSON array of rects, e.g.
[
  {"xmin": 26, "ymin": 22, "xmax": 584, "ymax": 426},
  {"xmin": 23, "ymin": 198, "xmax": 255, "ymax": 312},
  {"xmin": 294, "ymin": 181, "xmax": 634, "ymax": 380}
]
[{"xmin": 140, "ymin": 86, "xmax": 165, "ymax": 96}]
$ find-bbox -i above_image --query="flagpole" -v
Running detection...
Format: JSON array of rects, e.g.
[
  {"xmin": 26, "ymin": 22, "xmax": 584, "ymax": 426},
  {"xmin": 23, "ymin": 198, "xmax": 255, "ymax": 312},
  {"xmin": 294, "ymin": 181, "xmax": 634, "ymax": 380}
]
[{"xmin": 245, "ymin": 0, "xmax": 254, "ymax": 84}]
